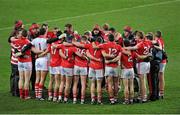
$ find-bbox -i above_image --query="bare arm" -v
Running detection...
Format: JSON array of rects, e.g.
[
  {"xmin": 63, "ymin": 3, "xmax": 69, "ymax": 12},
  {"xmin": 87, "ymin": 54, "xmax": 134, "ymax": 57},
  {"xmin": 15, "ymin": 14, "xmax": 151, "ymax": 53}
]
[
  {"xmin": 63, "ymin": 42, "xmax": 73, "ymax": 46},
  {"xmin": 154, "ymin": 45, "xmax": 162, "ymax": 50},
  {"xmin": 101, "ymin": 50, "xmax": 115, "ymax": 58},
  {"xmin": 86, "ymin": 50, "xmax": 101, "ymax": 62},
  {"xmin": 122, "ymin": 48, "xmax": 131, "ymax": 55},
  {"xmin": 31, "ymin": 47, "xmax": 43, "ymax": 54},
  {"xmin": 74, "ymin": 51, "xmax": 88, "ymax": 60},
  {"xmin": 37, "ymin": 49, "xmax": 49, "ymax": 58},
  {"xmin": 136, "ymin": 53, "xmax": 152, "ymax": 59},
  {"xmin": 59, "ymin": 49, "xmax": 67, "ymax": 59},
  {"xmin": 72, "ymin": 41, "xmax": 85, "ymax": 48},
  {"xmin": 92, "ymin": 42, "xmax": 99, "ymax": 49},
  {"xmin": 105, "ymin": 53, "xmax": 121, "ymax": 64},
  {"xmin": 124, "ymin": 45, "xmax": 138, "ymax": 51}
]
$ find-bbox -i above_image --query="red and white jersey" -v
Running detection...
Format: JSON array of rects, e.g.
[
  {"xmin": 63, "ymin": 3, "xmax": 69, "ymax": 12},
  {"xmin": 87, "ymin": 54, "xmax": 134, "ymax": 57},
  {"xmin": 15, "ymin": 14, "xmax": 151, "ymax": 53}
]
[
  {"xmin": 99, "ymin": 41, "xmax": 122, "ymax": 67},
  {"xmin": 75, "ymin": 42, "xmax": 88, "ymax": 67},
  {"xmin": 85, "ymin": 42, "xmax": 103, "ymax": 69},
  {"xmin": 48, "ymin": 41, "xmax": 61, "ymax": 67},
  {"xmin": 157, "ymin": 37, "xmax": 166, "ymax": 63},
  {"xmin": 12, "ymin": 37, "xmax": 32, "ymax": 62},
  {"xmin": 10, "ymin": 43, "xmax": 18, "ymax": 65},
  {"xmin": 121, "ymin": 51, "xmax": 137, "ymax": 69},
  {"xmin": 31, "ymin": 35, "xmax": 48, "ymax": 58},
  {"xmin": 136, "ymin": 40, "xmax": 152, "ymax": 63},
  {"xmin": 58, "ymin": 45, "xmax": 77, "ymax": 68}
]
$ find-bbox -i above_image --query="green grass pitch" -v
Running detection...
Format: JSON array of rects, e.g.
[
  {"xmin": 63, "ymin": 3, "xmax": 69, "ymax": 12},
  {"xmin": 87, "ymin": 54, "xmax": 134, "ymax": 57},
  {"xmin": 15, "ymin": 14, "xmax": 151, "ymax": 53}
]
[{"xmin": 0, "ymin": 0, "xmax": 180, "ymax": 114}]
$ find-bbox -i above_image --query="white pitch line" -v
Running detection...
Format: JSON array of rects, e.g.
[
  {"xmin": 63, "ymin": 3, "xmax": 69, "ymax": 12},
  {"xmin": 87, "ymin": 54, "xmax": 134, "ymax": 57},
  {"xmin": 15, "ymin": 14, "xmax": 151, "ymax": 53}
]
[{"xmin": 0, "ymin": 0, "xmax": 179, "ymax": 31}]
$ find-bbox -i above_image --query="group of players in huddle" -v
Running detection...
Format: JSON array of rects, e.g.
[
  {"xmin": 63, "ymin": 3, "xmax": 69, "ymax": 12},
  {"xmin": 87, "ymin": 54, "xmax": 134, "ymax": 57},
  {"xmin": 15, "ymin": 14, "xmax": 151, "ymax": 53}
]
[{"xmin": 8, "ymin": 20, "xmax": 167, "ymax": 105}]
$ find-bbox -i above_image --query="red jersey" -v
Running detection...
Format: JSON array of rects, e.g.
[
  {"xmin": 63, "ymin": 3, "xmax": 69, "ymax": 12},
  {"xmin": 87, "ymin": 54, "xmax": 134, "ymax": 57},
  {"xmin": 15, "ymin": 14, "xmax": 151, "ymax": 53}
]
[
  {"xmin": 121, "ymin": 51, "xmax": 137, "ymax": 69},
  {"xmin": 48, "ymin": 41, "xmax": 61, "ymax": 67},
  {"xmin": 136, "ymin": 40, "xmax": 152, "ymax": 63},
  {"xmin": 58, "ymin": 45, "xmax": 77, "ymax": 68},
  {"xmin": 157, "ymin": 37, "xmax": 166, "ymax": 63},
  {"xmin": 117, "ymin": 37, "xmax": 123, "ymax": 46},
  {"xmin": 12, "ymin": 37, "xmax": 32, "ymax": 62},
  {"xmin": 75, "ymin": 42, "xmax": 88, "ymax": 67},
  {"xmin": 46, "ymin": 31, "xmax": 57, "ymax": 39},
  {"xmin": 99, "ymin": 41, "xmax": 122, "ymax": 67},
  {"xmin": 85, "ymin": 42, "xmax": 103, "ymax": 69}
]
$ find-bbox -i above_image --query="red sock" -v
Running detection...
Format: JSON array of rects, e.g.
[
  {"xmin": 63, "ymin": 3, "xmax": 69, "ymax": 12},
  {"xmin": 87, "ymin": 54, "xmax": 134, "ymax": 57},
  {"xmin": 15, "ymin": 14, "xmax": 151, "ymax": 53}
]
[
  {"xmin": 24, "ymin": 89, "xmax": 29, "ymax": 98},
  {"xmin": 109, "ymin": 97, "xmax": 114, "ymax": 101},
  {"xmin": 59, "ymin": 92, "xmax": 62, "ymax": 97},
  {"xmin": 91, "ymin": 96, "xmax": 96, "ymax": 101},
  {"xmin": 19, "ymin": 89, "xmax": 24, "ymax": 99},
  {"xmin": 48, "ymin": 90, "xmax": 52, "ymax": 97},
  {"xmin": 35, "ymin": 83, "xmax": 39, "ymax": 98},
  {"xmin": 73, "ymin": 93, "xmax": 77, "ymax": 99},
  {"xmin": 54, "ymin": 91, "xmax": 57, "ymax": 98},
  {"xmin": 38, "ymin": 84, "xmax": 43, "ymax": 98},
  {"xmin": 98, "ymin": 96, "xmax": 102, "ymax": 102},
  {"xmin": 81, "ymin": 95, "xmax": 85, "ymax": 101}
]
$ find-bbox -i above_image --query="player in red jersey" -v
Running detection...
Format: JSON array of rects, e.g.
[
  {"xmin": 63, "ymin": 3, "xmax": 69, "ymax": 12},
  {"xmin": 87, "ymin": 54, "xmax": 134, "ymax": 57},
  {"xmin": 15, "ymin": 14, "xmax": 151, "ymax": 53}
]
[
  {"xmin": 38, "ymin": 39, "xmax": 63, "ymax": 102},
  {"xmin": 125, "ymin": 31, "xmax": 153, "ymax": 102},
  {"xmin": 73, "ymin": 37, "xmax": 104, "ymax": 104},
  {"xmin": 72, "ymin": 36, "xmax": 89, "ymax": 104},
  {"xmin": 93, "ymin": 34, "xmax": 122, "ymax": 104},
  {"xmin": 85, "ymin": 37, "xmax": 104, "ymax": 104},
  {"xmin": 154, "ymin": 31, "xmax": 167, "ymax": 99},
  {"xmin": 56, "ymin": 36, "xmax": 83, "ymax": 103},
  {"xmin": 107, "ymin": 39, "xmax": 151, "ymax": 104},
  {"xmin": 109, "ymin": 27, "xmax": 122, "ymax": 45},
  {"xmin": 12, "ymin": 29, "xmax": 42, "ymax": 99}
]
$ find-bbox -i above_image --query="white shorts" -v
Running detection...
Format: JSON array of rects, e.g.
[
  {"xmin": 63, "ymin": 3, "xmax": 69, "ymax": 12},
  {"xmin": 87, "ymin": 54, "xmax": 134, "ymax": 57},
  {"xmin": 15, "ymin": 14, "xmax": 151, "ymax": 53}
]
[
  {"xmin": 74, "ymin": 65, "xmax": 87, "ymax": 76},
  {"xmin": 61, "ymin": 67, "xmax": 73, "ymax": 77},
  {"xmin": 104, "ymin": 66, "xmax": 119, "ymax": 77},
  {"xmin": 18, "ymin": 62, "xmax": 32, "ymax": 71},
  {"xmin": 49, "ymin": 66, "xmax": 61, "ymax": 75},
  {"xmin": 35, "ymin": 57, "xmax": 48, "ymax": 71},
  {"xmin": 136, "ymin": 62, "xmax": 150, "ymax": 75},
  {"xmin": 88, "ymin": 68, "xmax": 104, "ymax": 80},
  {"xmin": 159, "ymin": 63, "xmax": 166, "ymax": 72},
  {"xmin": 121, "ymin": 68, "xmax": 134, "ymax": 79}
]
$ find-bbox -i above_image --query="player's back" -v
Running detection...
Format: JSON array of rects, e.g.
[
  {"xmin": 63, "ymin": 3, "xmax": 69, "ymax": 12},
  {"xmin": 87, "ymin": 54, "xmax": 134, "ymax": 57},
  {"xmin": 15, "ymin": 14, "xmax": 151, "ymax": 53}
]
[
  {"xmin": 101, "ymin": 41, "xmax": 122, "ymax": 57},
  {"xmin": 31, "ymin": 37, "xmax": 47, "ymax": 51}
]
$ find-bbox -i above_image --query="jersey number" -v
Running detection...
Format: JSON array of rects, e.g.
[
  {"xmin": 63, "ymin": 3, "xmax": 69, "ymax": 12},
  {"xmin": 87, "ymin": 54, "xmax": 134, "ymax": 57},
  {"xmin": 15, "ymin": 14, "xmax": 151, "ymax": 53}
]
[
  {"xmin": 38, "ymin": 43, "xmax": 41, "ymax": 50},
  {"xmin": 143, "ymin": 46, "xmax": 149, "ymax": 55},
  {"xmin": 109, "ymin": 48, "xmax": 117, "ymax": 56},
  {"xmin": 128, "ymin": 56, "xmax": 133, "ymax": 62},
  {"xmin": 65, "ymin": 49, "xmax": 68, "ymax": 57}
]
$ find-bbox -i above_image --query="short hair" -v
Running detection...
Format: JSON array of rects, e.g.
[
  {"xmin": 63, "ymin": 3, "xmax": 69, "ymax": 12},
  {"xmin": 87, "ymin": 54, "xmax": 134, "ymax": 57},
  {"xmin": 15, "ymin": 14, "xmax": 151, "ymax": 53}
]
[
  {"xmin": 42, "ymin": 23, "xmax": 48, "ymax": 27},
  {"xmin": 22, "ymin": 29, "xmax": 28, "ymax": 37},
  {"xmin": 109, "ymin": 27, "xmax": 116, "ymax": 33},
  {"xmin": 39, "ymin": 28, "xmax": 46, "ymax": 35},
  {"xmin": 65, "ymin": 23, "xmax": 72, "ymax": 28},
  {"xmin": 103, "ymin": 23, "xmax": 109, "ymax": 30},
  {"xmin": 123, "ymin": 39, "xmax": 130, "ymax": 47},
  {"xmin": 146, "ymin": 32, "xmax": 154, "ymax": 40},
  {"xmin": 84, "ymin": 31, "xmax": 91, "ymax": 35},
  {"xmin": 155, "ymin": 30, "xmax": 162, "ymax": 38},
  {"xmin": 81, "ymin": 35, "xmax": 87, "ymax": 41},
  {"xmin": 96, "ymin": 37, "xmax": 103, "ymax": 43},
  {"xmin": 108, "ymin": 34, "xmax": 114, "ymax": 42},
  {"xmin": 136, "ymin": 31, "xmax": 144, "ymax": 39}
]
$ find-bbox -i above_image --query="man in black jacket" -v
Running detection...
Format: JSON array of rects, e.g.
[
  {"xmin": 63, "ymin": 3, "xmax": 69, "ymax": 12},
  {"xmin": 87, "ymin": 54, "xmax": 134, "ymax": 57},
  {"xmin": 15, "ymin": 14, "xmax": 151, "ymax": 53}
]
[{"xmin": 146, "ymin": 33, "xmax": 162, "ymax": 101}]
